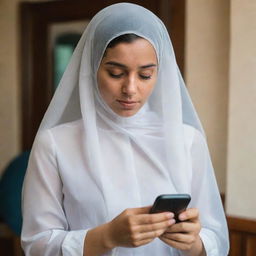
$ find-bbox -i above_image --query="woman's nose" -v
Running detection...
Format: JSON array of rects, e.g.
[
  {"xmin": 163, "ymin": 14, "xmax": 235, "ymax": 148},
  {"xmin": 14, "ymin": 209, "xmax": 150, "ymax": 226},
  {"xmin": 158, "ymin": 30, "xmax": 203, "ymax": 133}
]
[{"xmin": 122, "ymin": 75, "xmax": 137, "ymax": 96}]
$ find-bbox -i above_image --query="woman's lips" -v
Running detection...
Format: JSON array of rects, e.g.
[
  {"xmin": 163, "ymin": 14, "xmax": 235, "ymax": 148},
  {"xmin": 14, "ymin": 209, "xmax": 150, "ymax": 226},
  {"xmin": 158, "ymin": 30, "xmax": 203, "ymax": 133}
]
[{"xmin": 117, "ymin": 100, "xmax": 138, "ymax": 109}]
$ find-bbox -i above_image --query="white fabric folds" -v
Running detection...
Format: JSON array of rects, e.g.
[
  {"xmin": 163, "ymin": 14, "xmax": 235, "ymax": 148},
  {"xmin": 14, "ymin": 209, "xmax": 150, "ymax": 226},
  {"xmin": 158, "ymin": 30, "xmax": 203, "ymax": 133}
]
[{"xmin": 21, "ymin": 3, "xmax": 229, "ymax": 256}]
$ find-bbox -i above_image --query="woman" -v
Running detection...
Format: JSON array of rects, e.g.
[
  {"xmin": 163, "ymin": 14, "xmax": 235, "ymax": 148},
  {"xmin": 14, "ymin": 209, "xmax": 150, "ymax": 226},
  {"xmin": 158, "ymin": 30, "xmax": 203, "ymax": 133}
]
[{"xmin": 21, "ymin": 3, "xmax": 229, "ymax": 256}]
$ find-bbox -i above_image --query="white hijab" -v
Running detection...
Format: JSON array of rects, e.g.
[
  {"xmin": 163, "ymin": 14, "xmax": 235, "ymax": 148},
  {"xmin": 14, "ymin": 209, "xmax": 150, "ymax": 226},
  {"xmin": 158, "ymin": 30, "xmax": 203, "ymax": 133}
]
[{"xmin": 38, "ymin": 3, "xmax": 205, "ymax": 219}]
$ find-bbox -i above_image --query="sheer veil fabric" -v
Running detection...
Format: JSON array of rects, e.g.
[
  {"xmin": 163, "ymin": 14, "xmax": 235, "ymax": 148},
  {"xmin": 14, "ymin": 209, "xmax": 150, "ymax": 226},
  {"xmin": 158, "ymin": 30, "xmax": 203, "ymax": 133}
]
[
  {"xmin": 40, "ymin": 3, "xmax": 201, "ymax": 209},
  {"xmin": 23, "ymin": 2, "xmax": 229, "ymax": 255}
]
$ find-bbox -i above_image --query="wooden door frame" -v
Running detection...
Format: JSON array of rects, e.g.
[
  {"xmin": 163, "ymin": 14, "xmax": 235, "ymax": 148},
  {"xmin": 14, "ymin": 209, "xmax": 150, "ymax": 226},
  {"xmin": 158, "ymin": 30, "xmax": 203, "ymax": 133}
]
[{"xmin": 19, "ymin": 0, "xmax": 185, "ymax": 150}]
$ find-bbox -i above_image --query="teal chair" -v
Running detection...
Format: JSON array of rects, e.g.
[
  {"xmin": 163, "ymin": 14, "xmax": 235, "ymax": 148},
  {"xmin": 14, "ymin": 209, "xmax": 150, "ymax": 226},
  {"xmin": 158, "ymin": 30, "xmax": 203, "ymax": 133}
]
[{"xmin": 0, "ymin": 151, "xmax": 30, "ymax": 236}]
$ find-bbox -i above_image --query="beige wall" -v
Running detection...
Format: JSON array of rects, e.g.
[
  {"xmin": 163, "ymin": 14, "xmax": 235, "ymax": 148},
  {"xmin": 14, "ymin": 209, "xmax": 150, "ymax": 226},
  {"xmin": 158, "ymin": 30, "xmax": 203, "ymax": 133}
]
[
  {"xmin": 0, "ymin": 0, "xmax": 43, "ymax": 175},
  {"xmin": 185, "ymin": 0, "xmax": 230, "ymax": 193},
  {"xmin": 226, "ymin": 0, "xmax": 256, "ymax": 218},
  {"xmin": 0, "ymin": 0, "xmax": 21, "ymax": 175}
]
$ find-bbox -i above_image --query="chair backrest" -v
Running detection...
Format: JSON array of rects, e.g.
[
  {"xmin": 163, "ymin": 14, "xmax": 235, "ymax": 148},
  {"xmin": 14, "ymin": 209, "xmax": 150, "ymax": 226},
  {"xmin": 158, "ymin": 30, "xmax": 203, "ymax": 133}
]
[{"xmin": 0, "ymin": 151, "xmax": 30, "ymax": 235}]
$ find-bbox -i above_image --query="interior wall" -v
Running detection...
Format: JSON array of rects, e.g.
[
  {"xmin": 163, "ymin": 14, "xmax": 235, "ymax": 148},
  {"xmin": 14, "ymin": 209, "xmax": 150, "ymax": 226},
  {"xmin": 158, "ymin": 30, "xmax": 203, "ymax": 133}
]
[
  {"xmin": 0, "ymin": 0, "xmax": 43, "ymax": 176},
  {"xmin": 226, "ymin": 0, "xmax": 256, "ymax": 219},
  {"xmin": 0, "ymin": 0, "xmax": 21, "ymax": 175},
  {"xmin": 185, "ymin": 0, "xmax": 230, "ymax": 193}
]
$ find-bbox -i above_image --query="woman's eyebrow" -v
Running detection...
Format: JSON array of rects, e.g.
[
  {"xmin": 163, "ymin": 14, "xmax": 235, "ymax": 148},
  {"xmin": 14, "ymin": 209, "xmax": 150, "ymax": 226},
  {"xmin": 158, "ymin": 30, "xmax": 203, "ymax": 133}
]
[
  {"xmin": 105, "ymin": 61, "xmax": 157, "ymax": 69},
  {"xmin": 139, "ymin": 64, "xmax": 157, "ymax": 69}
]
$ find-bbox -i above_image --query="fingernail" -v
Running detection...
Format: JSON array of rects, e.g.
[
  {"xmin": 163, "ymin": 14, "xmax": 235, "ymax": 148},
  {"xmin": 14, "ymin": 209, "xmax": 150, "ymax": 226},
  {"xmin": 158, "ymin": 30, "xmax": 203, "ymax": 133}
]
[
  {"xmin": 166, "ymin": 212, "xmax": 174, "ymax": 218},
  {"xmin": 179, "ymin": 213, "xmax": 186, "ymax": 220},
  {"xmin": 169, "ymin": 219, "xmax": 175, "ymax": 225}
]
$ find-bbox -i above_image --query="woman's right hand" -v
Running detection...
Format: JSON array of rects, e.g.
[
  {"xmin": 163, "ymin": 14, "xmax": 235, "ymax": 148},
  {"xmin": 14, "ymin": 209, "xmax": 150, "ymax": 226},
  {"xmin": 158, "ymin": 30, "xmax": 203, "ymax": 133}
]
[{"xmin": 104, "ymin": 206, "xmax": 175, "ymax": 248}]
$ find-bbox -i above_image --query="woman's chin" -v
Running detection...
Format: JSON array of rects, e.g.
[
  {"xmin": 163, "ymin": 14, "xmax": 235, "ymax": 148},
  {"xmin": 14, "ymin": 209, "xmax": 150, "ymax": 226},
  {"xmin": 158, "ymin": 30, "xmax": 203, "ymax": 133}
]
[{"xmin": 114, "ymin": 109, "xmax": 140, "ymax": 117}]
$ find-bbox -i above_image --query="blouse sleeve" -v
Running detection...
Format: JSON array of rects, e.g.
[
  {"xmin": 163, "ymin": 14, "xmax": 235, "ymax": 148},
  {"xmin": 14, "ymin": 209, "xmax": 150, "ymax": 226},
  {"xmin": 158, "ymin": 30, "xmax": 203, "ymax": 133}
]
[
  {"xmin": 189, "ymin": 128, "xmax": 229, "ymax": 256},
  {"xmin": 21, "ymin": 130, "xmax": 88, "ymax": 256}
]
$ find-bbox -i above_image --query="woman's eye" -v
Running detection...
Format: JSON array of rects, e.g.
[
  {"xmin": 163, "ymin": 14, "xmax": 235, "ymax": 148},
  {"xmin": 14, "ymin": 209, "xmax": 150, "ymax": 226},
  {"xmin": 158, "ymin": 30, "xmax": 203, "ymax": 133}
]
[
  {"xmin": 108, "ymin": 72, "xmax": 124, "ymax": 78},
  {"xmin": 140, "ymin": 74, "xmax": 152, "ymax": 80}
]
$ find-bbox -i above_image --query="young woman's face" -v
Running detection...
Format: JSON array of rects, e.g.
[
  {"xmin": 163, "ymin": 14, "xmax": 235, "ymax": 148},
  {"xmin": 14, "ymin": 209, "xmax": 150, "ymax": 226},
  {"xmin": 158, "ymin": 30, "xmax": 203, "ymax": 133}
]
[{"xmin": 97, "ymin": 38, "xmax": 158, "ymax": 117}]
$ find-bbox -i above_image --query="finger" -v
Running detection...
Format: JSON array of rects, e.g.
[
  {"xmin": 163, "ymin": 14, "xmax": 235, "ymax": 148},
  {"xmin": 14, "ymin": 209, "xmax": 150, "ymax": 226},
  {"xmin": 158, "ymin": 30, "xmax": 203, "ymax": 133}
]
[
  {"xmin": 178, "ymin": 208, "xmax": 199, "ymax": 222},
  {"xmin": 125, "ymin": 206, "xmax": 152, "ymax": 215},
  {"xmin": 133, "ymin": 227, "xmax": 168, "ymax": 242},
  {"xmin": 138, "ymin": 218, "xmax": 175, "ymax": 233},
  {"xmin": 164, "ymin": 221, "xmax": 199, "ymax": 233},
  {"xmin": 131, "ymin": 238, "xmax": 154, "ymax": 247},
  {"xmin": 161, "ymin": 232, "xmax": 196, "ymax": 244},
  {"xmin": 135, "ymin": 212, "xmax": 174, "ymax": 225}
]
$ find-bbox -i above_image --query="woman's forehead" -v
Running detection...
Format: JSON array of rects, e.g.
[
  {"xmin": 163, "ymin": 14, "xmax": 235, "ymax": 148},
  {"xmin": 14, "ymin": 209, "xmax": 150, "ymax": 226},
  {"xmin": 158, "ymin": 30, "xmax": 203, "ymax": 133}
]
[{"xmin": 100, "ymin": 39, "xmax": 158, "ymax": 68}]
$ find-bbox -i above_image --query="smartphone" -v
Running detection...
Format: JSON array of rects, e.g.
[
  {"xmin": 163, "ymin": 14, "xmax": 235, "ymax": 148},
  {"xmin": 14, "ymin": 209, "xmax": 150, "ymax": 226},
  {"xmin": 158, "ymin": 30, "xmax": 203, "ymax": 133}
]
[{"xmin": 150, "ymin": 194, "xmax": 191, "ymax": 222}]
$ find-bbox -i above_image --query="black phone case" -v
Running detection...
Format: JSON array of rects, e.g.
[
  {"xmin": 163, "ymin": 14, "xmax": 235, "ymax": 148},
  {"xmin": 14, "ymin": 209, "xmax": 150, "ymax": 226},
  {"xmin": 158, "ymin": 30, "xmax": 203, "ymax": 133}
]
[{"xmin": 150, "ymin": 194, "xmax": 191, "ymax": 222}]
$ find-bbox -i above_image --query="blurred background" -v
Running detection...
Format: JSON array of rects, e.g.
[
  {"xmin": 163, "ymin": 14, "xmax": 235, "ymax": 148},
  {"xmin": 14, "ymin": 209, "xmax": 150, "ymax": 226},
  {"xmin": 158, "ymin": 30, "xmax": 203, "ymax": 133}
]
[{"xmin": 0, "ymin": 0, "xmax": 255, "ymax": 255}]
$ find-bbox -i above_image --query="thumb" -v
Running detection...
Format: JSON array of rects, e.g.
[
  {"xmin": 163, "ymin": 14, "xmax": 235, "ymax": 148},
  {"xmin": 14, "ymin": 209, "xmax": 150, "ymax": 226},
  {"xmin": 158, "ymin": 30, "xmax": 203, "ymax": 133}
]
[{"xmin": 132, "ymin": 205, "xmax": 152, "ymax": 214}]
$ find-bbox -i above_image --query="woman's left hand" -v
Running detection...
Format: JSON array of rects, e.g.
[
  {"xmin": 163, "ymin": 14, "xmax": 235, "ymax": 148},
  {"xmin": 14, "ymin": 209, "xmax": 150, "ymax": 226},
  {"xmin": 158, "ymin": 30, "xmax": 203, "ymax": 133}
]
[{"xmin": 159, "ymin": 208, "xmax": 206, "ymax": 256}]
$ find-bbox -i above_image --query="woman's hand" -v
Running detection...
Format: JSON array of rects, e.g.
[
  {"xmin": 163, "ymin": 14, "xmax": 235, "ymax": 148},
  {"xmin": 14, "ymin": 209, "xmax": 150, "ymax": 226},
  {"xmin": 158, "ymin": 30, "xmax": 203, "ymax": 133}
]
[
  {"xmin": 159, "ymin": 208, "xmax": 206, "ymax": 256},
  {"xmin": 105, "ymin": 206, "xmax": 175, "ymax": 248}
]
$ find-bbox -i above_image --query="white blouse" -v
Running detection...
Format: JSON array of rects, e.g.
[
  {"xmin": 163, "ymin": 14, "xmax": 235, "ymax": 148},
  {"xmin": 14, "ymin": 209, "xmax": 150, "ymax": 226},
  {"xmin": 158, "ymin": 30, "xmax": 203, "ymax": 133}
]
[{"xmin": 21, "ymin": 119, "xmax": 229, "ymax": 255}]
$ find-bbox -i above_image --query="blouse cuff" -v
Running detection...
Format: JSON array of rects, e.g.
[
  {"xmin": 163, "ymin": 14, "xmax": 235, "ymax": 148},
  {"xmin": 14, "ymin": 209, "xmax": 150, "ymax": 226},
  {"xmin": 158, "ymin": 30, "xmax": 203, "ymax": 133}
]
[
  {"xmin": 199, "ymin": 228, "xmax": 219, "ymax": 256},
  {"xmin": 62, "ymin": 229, "xmax": 89, "ymax": 256}
]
